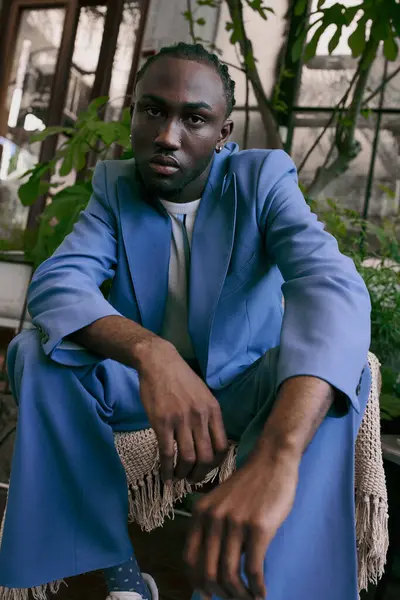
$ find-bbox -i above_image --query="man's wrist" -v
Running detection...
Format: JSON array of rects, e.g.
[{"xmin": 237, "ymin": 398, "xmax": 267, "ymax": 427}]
[
  {"xmin": 252, "ymin": 427, "xmax": 303, "ymax": 468},
  {"xmin": 130, "ymin": 334, "xmax": 174, "ymax": 373}
]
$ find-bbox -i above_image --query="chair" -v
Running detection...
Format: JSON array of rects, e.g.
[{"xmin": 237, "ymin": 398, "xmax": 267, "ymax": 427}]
[{"xmin": 114, "ymin": 352, "xmax": 389, "ymax": 593}]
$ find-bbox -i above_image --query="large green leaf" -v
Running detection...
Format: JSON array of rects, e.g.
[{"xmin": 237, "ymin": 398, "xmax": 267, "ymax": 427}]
[
  {"xmin": 295, "ymin": 0, "xmax": 308, "ymax": 16},
  {"xmin": 30, "ymin": 191, "xmax": 91, "ymax": 268},
  {"xmin": 344, "ymin": 5, "xmax": 361, "ymax": 27},
  {"xmin": 87, "ymin": 96, "xmax": 109, "ymax": 116},
  {"xmin": 30, "ymin": 126, "xmax": 75, "ymax": 143},
  {"xmin": 18, "ymin": 162, "xmax": 52, "ymax": 206},
  {"xmin": 304, "ymin": 22, "xmax": 326, "ymax": 62},
  {"xmin": 328, "ymin": 24, "xmax": 343, "ymax": 53},
  {"xmin": 113, "ymin": 122, "xmax": 131, "ymax": 148},
  {"xmin": 380, "ymin": 393, "xmax": 400, "ymax": 421},
  {"xmin": 59, "ymin": 152, "xmax": 74, "ymax": 177},
  {"xmin": 74, "ymin": 148, "xmax": 88, "ymax": 172},
  {"xmin": 96, "ymin": 121, "xmax": 118, "ymax": 146},
  {"xmin": 18, "ymin": 177, "xmax": 42, "ymax": 206},
  {"xmin": 121, "ymin": 107, "xmax": 132, "ymax": 127},
  {"xmin": 348, "ymin": 16, "xmax": 367, "ymax": 57},
  {"xmin": 393, "ymin": 4, "xmax": 400, "ymax": 37},
  {"xmin": 50, "ymin": 182, "xmax": 93, "ymax": 204},
  {"xmin": 383, "ymin": 33, "xmax": 399, "ymax": 61}
]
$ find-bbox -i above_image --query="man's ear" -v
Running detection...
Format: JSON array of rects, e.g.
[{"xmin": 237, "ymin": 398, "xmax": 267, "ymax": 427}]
[{"xmin": 219, "ymin": 119, "xmax": 234, "ymax": 145}]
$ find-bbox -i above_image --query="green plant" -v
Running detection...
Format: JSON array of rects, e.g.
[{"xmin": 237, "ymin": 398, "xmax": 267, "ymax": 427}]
[
  {"xmin": 310, "ymin": 198, "xmax": 400, "ymax": 421},
  {"xmin": 18, "ymin": 97, "xmax": 132, "ymax": 267},
  {"xmin": 295, "ymin": 0, "xmax": 400, "ymax": 195},
  {"xmin": 184, "ymin": 0, "xmax": 400, "ymax": 194}
]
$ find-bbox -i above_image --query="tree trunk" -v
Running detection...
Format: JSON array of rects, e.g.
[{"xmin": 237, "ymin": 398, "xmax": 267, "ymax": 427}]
[{"xmin": 225, "ymin": 0, "xmax": 283, "ymax": 149}]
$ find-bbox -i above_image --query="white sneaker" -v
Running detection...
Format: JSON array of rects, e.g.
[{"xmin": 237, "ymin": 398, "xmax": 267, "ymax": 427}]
[{"xmin": 106, "ymin": 573, "xmax": 159, "ymax": 600}]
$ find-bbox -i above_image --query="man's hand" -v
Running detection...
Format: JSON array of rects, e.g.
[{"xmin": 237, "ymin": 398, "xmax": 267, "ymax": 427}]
[
  {"xmin": 184, "ymin": 450, "xmax": 299, "ymax": 600},
  {"xmin": 70, "ymin": 316, "xmax": 228, "ymax": 483},
  {"xmin": 137, "ymin": 340, "xmax": 229, "ymax": 484}
]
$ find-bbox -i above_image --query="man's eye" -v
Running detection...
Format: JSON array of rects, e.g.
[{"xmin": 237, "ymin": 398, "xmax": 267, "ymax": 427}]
[
  {"xmin": 145, "ymin": 107, "xmax": 162, "ymax": 118},
  {"xmin": 187, "ymin": 115, "xmax": 204, "ymax": 125}
]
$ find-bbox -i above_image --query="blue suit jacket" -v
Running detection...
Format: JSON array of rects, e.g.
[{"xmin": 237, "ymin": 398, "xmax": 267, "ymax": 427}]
[{"xmin": 28, "ymin": 143, "xmax": 371, "ymax": 411}]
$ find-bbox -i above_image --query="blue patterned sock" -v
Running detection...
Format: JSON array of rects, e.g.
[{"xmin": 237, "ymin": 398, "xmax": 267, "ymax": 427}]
[{"xmin": 103, "ymin": 554, "xmax": 151, "ymax": 598}]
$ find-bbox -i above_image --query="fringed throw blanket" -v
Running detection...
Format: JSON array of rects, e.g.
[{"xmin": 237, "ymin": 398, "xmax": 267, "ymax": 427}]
[{"xmin": 0, "ymin": 353, "xmax": 388, "ymax": 598}]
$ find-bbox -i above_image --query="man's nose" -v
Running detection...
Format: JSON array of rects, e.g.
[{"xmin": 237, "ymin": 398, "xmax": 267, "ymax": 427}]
[{"xmin": 154, "ymin": 119, "xmax": 181, "ymax": 150}]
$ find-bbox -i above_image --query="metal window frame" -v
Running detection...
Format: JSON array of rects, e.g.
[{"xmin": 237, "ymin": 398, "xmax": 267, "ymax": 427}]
[
  {"xmin": 0, "ymin": 0, "xmax": 152, "ymax": 228},
  {"xmin": 274, "ymin": 3, "xmax": 399, "ymax": 219}
]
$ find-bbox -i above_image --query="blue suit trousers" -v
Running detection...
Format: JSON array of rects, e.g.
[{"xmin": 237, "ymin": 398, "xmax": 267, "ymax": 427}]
[{"xmin": 0, "ymin": 329, "xmax": 370, "ymax": 600}]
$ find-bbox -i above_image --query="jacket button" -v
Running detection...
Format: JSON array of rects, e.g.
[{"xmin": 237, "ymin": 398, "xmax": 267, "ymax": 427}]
[{"xmin": 356, "ymin": 368, "xmax": 365, "ymax": 396}]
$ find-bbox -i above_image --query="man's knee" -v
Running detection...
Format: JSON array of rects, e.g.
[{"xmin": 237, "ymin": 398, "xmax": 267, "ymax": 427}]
[
  {"xmin": 7, "ymin": 329, "xmax": 63, "ymax": 405},
  {"xmin": 7, "ymin": 329, "xmax": 46, "ymax": 380}
]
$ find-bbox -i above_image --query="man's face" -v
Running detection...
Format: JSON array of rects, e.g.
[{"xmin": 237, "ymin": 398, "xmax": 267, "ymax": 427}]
[{"xmin": 131, "ymin": 56, "xmax": 232, "ymax": 200}]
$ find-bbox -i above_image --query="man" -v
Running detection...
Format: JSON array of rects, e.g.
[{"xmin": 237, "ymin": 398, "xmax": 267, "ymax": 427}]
[{"xmin": 0, "ymin": 43, "xmax": 371, "ymax": 600}]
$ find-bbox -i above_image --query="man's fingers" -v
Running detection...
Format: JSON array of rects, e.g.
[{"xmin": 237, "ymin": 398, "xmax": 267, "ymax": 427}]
[
  {"xmin": 158, "ymin": 427, "xmax": 175, "ymax": 484},
  {"xmin": 244, "ymin": 525, "xmax": 269, "ymax": 600},
  {"xmin": 201, "ymin": 512, "xmax": 228, "ymax": 599},
  {"xmin": 174, "ymin": 425, "xmax": 196, "ymax": 480},
  {"xmin": 184, "ymin": 513, "xmax": 203, "ymax": 578},
  {"xmin": 190, "ymin": 426, "xmax": 215, "ymax": 483},
  {"xmin": 209, "ymin": 407, "xmax": 229, "ymax": 456},
  {"xmin": 185, "ymin": 507, "xmax": 228, "ymax": 599},
  {"xmin": 219, "ymin": 520, "xmax": 252, "ymax": 600}
]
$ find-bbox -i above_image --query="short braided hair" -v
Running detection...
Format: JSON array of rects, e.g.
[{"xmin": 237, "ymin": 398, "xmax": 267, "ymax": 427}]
[{"xmin": 135, "ymin": 42, "xmax": 236, "ymax": 117}]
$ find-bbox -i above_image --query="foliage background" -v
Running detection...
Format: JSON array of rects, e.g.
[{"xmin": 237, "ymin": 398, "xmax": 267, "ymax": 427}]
[{"xmin": 5, "ymin": 1, "xmax": 400, "ymax": 421}]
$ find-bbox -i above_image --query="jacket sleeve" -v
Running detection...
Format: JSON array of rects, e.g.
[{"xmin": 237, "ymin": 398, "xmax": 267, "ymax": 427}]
[
  {"xmin": 257, "ymin": 150, "xmax": 371, "ymax": 412},
  {"xmin": 27, "ymin": 161, "xmax": 121, "ymax": 366}
]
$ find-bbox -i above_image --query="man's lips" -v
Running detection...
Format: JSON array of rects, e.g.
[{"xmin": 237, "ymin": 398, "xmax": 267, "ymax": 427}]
[{"xmin": 149, "ymin": 155, "xmax": 179, "ymax": 176}]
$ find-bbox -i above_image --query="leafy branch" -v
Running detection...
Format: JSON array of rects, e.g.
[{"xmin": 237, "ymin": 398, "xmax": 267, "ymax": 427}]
[
  {"xmin": 17, "ymin": 97, "xmax": 132, "ymax": 267},
  {"xmin": 293, "ymin": 0, "xmax": 400, "ymax": 195},
  {"xmin": 225, "ymin": 0, "xmax": 283, "ymax": 148}
]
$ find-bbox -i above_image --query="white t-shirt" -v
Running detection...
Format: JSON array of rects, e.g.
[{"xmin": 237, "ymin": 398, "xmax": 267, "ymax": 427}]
[{"xmin": 159, "ymin": 198, "xmax": 201, "ymax": 359}]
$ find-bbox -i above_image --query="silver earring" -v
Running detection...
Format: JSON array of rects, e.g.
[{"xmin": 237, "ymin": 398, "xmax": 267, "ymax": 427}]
[{"xmin": 216, "ymin": 145, "xmax": 223, "ymax": 153}]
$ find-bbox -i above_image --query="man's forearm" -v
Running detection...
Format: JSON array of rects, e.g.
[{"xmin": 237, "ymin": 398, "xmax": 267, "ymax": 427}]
[
  {"xmin": 255, "ymin": 376, "xmax": 335, "ymax": 463},
  {"xmin": 69, "ymin": 315, "xmax": 169, "ymax": 370}
]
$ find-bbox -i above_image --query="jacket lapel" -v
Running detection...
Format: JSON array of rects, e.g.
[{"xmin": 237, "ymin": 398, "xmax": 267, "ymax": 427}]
[
  {"xmin": 188, "ymin": 154, "xmax": 237, "ymax": 376},
  {"xmin": 117, "ymin": 175, "xmax": 171, "ymax": 334}
]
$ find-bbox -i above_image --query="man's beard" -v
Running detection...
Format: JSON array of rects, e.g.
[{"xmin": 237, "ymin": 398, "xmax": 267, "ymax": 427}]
[{"xmin": 136, "ymin": 152, "xmax": 214, "ymax": 200}]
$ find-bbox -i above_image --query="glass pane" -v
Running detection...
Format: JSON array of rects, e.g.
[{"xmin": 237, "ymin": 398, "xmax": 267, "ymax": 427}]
[
  {"xmin": 291, "ymin": 112, "xmax": 379, "ymax": 212},
  {"xmin": 64, "ymin": 6, "xmax": 106, "ymax": 123},
  {"xmin": 369, "ymin": 53, "xmax": 400, "ymax": 109},
  {"xmin": 0, "ymin": 7, "xmax": 66, "ymax": 246},
  {"xmin": 297, "ymin": 50, "xmax": 393, "ymax": 109},
  {"xmin": 299, "ymin": 56, "xmax": 357, "ymax": 108},
  {"xmin": 105, "ymin": 1, "xmax": 142, "ymax": 121}
]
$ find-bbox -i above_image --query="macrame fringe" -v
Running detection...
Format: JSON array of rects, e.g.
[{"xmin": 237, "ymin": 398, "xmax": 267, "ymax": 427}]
[
  {"xmin": 356, "ymin": 493, "xmax": 389, "ymax": 592},
  {"xmin": 0, "ymin": 352, "xmax": 388, "ymax": 598},
  {"xmin": 0, "ymin": 580, "xmax": 66, "ymax": 600},
  {"xmin": 127, "ymin": 443, "xmax": 237, "ymax": 532}
]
